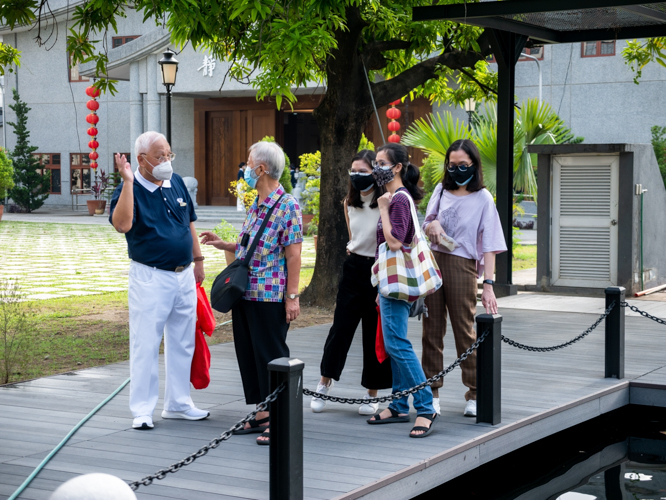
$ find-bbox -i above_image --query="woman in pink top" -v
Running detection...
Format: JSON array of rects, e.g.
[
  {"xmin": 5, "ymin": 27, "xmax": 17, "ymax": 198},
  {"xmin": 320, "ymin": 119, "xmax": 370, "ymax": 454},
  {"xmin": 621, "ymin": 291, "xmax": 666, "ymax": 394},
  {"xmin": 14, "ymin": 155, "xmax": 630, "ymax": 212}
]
[{"xmin": 421, "ymin": 139, "xmax": 507, "ymax": 418}]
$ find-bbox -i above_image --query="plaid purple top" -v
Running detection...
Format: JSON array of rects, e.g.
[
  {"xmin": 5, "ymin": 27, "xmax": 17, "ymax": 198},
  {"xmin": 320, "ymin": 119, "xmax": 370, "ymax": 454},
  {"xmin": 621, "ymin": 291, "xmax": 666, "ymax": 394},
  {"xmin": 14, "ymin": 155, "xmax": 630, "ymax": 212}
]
[
  {"xmin": 236, "ymin": 186, "xmax": 303, "ymax": 302},
  {"xmin": 376, "ymin": 188, "xmax": 415, "ymax": 259}
]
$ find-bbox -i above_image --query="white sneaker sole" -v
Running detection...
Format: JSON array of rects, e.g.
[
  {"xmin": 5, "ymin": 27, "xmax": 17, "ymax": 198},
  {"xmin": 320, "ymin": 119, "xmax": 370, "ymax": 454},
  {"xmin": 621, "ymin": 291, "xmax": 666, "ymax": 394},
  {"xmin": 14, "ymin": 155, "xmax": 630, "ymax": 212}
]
[
  {"xmin": 161, "ymin": 410, "xmax": 210, "ymax": 421},
  {"xmin": 311, "ymin": 399, "xmax": 326, "ymax": 413}
]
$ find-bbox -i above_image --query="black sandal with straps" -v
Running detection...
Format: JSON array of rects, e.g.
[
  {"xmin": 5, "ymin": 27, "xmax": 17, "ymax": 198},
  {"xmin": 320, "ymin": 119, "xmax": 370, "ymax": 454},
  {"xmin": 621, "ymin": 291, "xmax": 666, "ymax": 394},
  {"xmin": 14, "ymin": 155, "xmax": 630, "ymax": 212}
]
[
  {"xmin": 409, "ymin": 413, "xmax": 438, "ymax": 438},
  {"xmin": 256, "ymin": 427, "xmax": 270, "ymax": 446},
  {"xmin": 233, "ymin": 416, "xmax": 269, "ymax": 435},
  {"xmin": 367, "ymin": 407, "xmax": 411, "ymax": 425}
]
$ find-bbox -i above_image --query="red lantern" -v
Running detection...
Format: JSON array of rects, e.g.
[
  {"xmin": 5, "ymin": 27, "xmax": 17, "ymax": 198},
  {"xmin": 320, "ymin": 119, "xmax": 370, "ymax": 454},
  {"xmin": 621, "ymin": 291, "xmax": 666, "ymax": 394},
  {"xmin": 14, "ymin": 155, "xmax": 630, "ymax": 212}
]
[
  {"xmin": 88, "ymin": 140, "xmax": 99, "ymax": 149},
  {"xmin": 86, "ymin": 113, "xmax": 99, "ymax": 125},
  {"xmin": 89, "ymin": 151, "xmax": 99, "ymax": 160},
  {"xmin": 386, "ymin": 107, "xmax": 401, "ymax": 120},
  {"xmin": 85, "ymin": 86, "xmax": 101, "ymax": 98},
  {"xmin": 90, "ymin": 161, "xmax": 99, "ymax": 169},
  {"xmin": 87, "ymin": 127, "xmax": 98, "ymax": 137},
  {"xmin": 388, "ymin": 134, "xmax": 401, "ymax": 143},
  {"xmin": 86, "ymin": 100, "xmax": 100, "ymax": 111},
  {"xmin": 390, "ymin": 99, "xmax": 402, "ymax": 106},
  {"xmin": 388, "ymin": 121, "xmax": 401, "ymax": 132}
]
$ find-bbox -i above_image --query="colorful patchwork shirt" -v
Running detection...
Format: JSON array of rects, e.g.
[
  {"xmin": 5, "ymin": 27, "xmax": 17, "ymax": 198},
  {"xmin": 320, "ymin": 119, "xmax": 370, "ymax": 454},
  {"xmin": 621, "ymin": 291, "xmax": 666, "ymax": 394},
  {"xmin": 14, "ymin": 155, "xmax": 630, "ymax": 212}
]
[{"xmin": 236, "ymin": 185, "xmax": 303, "ymax": 302}]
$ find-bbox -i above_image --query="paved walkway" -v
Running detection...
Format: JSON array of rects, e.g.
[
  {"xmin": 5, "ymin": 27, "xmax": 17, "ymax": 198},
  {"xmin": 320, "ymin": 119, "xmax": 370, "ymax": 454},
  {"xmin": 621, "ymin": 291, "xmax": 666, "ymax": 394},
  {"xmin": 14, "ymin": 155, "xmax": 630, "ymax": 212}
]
[
  {"xmin": 0, "ymin": 221, "xmax": 315, "ymax": 301},
  {"xmin": 1, "ymin": 294, "xmax": 665, "ymax": 499}
]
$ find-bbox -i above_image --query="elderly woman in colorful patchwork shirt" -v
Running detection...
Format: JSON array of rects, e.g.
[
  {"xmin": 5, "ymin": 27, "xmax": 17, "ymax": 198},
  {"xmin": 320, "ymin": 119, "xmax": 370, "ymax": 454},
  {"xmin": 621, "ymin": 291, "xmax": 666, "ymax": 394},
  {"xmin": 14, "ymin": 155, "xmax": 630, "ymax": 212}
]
[{"xmin": 200, "ymin": 140, "xmax": 303, "ymax": 445}]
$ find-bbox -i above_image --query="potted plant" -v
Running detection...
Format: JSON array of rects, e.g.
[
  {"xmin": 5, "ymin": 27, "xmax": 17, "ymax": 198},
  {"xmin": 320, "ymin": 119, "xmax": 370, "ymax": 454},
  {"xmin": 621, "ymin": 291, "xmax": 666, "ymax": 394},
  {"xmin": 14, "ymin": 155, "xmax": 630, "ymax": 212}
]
[
  {"xmin": 229, "ymin": 179, "xmax": 257, "ymax": 211},
  {"xmin": 88, "ymin": 169, "xmax": 109, "ymax": 215},
  {"xmin": 0, "ymin": 148, "xmax": 15, "ymax": 222},
  {"xmin": 307, "ymin": 222, "xmax": 319, "ymax": 252},
  {"xmin": 213, "ymin": 219, "xmax": 240, "ymax": 266}
]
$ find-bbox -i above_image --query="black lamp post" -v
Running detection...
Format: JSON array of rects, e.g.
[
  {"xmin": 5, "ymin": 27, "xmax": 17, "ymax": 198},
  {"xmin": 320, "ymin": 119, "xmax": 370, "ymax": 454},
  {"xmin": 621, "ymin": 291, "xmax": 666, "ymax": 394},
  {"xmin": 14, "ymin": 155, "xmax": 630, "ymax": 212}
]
[
  {"xmin": 464, "ymin": 97, "xmax": 476, "ymax": 132},
  {"xmin": 158, "ymin": 49, "xmax": 179, "ymax": 144}
]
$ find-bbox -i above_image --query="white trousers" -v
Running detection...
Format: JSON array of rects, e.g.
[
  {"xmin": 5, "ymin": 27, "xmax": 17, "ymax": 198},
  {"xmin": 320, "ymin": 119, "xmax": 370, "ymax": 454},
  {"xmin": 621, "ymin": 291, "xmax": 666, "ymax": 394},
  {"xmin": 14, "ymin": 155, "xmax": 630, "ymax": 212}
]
[{"xmin": 128, "ymin": 261, "xmax": 197, "ymax": 417}]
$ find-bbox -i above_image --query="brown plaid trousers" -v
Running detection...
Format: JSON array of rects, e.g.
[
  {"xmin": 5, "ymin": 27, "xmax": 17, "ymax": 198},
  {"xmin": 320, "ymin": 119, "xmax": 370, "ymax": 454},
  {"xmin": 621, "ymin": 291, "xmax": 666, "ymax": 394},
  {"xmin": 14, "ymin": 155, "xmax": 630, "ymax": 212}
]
[{"xmin": 422, "ymin": 251, "xmax": 478, "ymax": 401}]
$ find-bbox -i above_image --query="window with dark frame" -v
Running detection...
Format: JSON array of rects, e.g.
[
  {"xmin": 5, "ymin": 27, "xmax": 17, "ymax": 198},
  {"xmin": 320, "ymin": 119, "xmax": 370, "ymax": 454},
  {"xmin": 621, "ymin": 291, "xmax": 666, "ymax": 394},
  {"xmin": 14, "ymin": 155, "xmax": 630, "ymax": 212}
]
[
  {"xmin": 112, "ymin": 36, "xmax": 140, "ymax": 49},
  {"xmin": 70, "ymin": 153, "xmax": 92, "ymax": 193},
  {"xmin": 68, "ymin": 54, "xmax": 90, "ymax": 82},
  {"xmin": 581, "ymin": 41, "xmax": 616, "ymax": 58},
  {"xmin": 34, "ymin": 153, "xmax": 62, "ymax": 194}
]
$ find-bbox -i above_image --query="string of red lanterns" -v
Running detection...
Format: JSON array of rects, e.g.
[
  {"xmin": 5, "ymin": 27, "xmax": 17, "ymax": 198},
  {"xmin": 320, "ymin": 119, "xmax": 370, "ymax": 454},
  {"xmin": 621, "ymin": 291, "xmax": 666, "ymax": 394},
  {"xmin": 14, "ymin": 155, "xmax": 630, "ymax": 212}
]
[
  {"xmin": 386, "ymin": 99, "xmax": 402, "ymax": 143},
  {"xmin": 85, "ymin": 86, "xmax": 100, "ymax": 169}
]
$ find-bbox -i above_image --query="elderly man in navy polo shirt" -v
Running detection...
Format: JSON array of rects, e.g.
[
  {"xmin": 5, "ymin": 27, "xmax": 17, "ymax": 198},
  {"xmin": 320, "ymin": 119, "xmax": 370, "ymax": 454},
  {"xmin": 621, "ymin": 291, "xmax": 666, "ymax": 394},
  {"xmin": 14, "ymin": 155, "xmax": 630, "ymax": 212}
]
[{"xmin": 110, "ymin": 131, "xmax": 209, "ymax": 430}]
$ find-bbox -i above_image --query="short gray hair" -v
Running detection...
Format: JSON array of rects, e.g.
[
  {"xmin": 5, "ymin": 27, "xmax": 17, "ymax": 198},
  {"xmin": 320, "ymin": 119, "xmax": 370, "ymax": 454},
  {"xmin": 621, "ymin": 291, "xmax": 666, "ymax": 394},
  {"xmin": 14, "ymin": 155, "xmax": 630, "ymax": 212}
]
[
  {"xmin": 249, "ymin": 141, "xmax": 285, "ymax": 180},
  {"xmin": 135, "ymin": 131, "xmax": 168, "ymax": 158}
]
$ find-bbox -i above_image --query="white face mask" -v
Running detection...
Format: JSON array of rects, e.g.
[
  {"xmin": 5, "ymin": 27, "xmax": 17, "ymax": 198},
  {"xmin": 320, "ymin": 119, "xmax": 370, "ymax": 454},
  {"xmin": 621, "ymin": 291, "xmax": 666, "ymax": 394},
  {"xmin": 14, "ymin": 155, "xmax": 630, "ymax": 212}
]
[{"xmin": 145, "ymin": 159, "xmax": 173, "ymax": 181}]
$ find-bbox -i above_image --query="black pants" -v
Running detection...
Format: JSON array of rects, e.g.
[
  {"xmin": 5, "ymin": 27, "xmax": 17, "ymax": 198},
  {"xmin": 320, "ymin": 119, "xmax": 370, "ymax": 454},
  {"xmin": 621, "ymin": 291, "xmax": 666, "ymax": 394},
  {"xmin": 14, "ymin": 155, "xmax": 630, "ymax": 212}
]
[
  {"xmin": 232, "ymin": 299, "xmax": 290, "ymax": 404},
  {"xmin": 320, "ymin": 253, "xmax": 393, "ymax": 390}
]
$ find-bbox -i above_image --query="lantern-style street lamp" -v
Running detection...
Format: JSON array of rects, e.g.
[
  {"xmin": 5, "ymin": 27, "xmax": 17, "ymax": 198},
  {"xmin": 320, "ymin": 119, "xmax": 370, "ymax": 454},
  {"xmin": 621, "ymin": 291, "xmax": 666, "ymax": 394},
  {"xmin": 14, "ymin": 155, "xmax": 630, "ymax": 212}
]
[
  {"xmin": 158, "ymin": 49, "xmax": 179, "ymax": 144},
  {"xmin": 464, "ymin": 98, "xmax": 476, "ymax": 132}
]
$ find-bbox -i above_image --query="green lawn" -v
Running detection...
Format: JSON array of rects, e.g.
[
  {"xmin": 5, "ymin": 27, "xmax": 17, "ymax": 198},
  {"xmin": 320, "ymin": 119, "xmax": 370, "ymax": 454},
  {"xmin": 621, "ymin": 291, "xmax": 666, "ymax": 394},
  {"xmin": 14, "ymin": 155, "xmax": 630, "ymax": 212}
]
[{"xmin": 513, "ymin": 245, "xmax": 537, "ymax": 271}]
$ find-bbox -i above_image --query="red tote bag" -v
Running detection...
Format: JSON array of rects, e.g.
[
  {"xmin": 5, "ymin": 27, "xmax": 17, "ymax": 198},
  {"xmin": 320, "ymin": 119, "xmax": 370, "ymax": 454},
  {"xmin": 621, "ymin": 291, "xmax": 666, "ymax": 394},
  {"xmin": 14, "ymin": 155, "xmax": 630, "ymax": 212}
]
[
  {"xmin": 375, "ymin": 305, "xmax": 388, "ymax": 364},
  {"xmin": 191, "ymin": 285, "xmax": 216, "ymax": 390}
]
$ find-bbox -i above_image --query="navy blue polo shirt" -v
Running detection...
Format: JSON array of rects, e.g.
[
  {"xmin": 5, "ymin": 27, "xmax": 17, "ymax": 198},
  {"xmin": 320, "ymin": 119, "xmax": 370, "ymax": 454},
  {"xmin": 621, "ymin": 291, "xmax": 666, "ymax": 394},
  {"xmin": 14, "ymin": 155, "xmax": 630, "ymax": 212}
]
[{"xmin": 109, "ymin": 171, "xmax": 197, "ymax": 271}]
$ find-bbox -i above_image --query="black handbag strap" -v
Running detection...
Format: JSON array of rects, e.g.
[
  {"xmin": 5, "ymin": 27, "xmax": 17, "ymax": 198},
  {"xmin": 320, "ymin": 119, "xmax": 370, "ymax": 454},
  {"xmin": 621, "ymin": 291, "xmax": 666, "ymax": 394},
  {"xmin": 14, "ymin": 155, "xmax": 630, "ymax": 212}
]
[{"xmin": 241, "ymin": 193, "xmax": 285, "ymax": 267}]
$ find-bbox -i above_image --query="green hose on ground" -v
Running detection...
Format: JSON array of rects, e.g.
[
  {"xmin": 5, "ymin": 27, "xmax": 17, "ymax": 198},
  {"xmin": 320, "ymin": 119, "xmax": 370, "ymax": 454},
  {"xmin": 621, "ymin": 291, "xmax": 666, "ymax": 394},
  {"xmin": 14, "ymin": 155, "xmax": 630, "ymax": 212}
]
[{"xmin": 8, "ymin": 377, "xmax": 131, "ymax": 500}]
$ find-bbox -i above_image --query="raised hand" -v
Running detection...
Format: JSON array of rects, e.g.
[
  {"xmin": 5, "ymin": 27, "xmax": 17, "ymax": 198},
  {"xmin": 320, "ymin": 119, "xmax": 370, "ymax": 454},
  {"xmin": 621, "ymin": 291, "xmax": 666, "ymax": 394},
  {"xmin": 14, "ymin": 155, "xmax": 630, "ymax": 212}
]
[
  {"xmin": 115, "ymin": 153, "xmax": 134, "ymax": 183},
  {"xmin": 199, "ymin": 231, "xmax": 229, "ymax": 250}
]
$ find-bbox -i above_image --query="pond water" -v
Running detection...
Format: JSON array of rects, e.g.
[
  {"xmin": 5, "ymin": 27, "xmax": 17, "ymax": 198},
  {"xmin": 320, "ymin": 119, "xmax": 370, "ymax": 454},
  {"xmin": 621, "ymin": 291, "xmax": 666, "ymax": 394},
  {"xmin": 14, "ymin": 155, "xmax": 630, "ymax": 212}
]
[{"xmin": 417, "ymin": 405, "xmax": 666, "ymax": 500}]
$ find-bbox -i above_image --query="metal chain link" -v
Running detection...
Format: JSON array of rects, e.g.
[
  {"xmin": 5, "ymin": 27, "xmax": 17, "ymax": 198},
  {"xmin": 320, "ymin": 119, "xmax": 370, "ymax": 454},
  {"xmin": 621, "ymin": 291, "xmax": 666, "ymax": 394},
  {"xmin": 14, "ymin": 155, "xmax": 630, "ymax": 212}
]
[
  {"xmin": 303, "ymin": 329, "xmax": 489, "ymax": 404},
  {"xmin": 128, "ymin": 382, "xmax": 285, "ymax": 492},
  {"xmin": 621, "ymin": 301, "xmax": 666, "ymax": 326},
  {"xmin": 501, "ymin": 301, "xmax": 616, "ymax": 352}
]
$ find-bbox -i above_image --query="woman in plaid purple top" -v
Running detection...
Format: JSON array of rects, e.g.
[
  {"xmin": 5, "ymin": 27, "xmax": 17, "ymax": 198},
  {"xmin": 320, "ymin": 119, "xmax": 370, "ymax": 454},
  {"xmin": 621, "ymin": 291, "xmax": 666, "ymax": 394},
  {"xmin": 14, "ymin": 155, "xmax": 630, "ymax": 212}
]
[
  {"xmin": 200, "ymin": 141, "xmax": 302, "ymax": 445},
  {"xmin": 367, "ymin": 143, "xmax": 438, "ymax": 438}
]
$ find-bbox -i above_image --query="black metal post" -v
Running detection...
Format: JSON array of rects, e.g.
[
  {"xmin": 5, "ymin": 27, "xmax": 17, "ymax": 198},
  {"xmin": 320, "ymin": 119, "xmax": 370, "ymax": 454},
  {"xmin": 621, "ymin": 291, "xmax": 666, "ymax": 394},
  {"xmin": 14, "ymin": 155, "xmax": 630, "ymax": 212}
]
[
  {"xmin": 605, "ymin": 286, "xmax": 625, "ymax": 379},
  {"xmin": 268, "ymin": 357, "xmax": 304, "ymax": 500},
  {"xmin": 165, "ymin": 85, "xmax": 172, "ymax": 145},
  {"xmin": 467, "ymin": 110, "xmax": 473, "ymax": 131},
  {"xmin": 488, "ymin": 30, "xmax": 526, "ymax": 297},
  {"xmin": 476, "ymin": 314, "xmax": 502, "ymax": 425},
  {"xmin": 604, "ymin": 465, "xmax": 623, "ymax": 500}
]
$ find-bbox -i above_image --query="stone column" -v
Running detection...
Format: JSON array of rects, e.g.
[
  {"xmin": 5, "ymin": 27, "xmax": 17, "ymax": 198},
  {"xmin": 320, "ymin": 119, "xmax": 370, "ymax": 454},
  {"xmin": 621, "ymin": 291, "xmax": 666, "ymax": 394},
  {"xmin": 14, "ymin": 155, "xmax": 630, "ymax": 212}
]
[
  {"xmin": 146, "ymin": 54, "xmax": 161, "ymax": 133},
  {"xmin": 129, "ymin": 61, "xmax": 143, "ymax": 158}
]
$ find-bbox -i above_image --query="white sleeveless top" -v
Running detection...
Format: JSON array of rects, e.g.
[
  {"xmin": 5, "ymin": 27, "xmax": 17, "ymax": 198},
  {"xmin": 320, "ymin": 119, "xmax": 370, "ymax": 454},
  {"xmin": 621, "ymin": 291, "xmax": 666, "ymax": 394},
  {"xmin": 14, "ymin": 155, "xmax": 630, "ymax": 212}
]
[{"xmin": 346, "ymin": 191, "xmax": 380, "ymax": 258}]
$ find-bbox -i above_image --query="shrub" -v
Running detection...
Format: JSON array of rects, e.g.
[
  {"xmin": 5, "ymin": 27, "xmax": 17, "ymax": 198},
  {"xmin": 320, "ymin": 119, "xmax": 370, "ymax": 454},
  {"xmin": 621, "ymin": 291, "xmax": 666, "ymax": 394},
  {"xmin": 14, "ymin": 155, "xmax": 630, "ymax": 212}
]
[
  {"xmin": 0, "ymin": 280, "xmax": 33, "ymax": 384},
  {"xmin": 0, "ymin": 148, "xmax": 14, "ymax": 200},
  {"xmin": 213, "ymin": 219, "xmax": 240, "ymax": 242},
  {"xmin": 651, "ymin": 125, "xmax": 666, "ymax": 188}
]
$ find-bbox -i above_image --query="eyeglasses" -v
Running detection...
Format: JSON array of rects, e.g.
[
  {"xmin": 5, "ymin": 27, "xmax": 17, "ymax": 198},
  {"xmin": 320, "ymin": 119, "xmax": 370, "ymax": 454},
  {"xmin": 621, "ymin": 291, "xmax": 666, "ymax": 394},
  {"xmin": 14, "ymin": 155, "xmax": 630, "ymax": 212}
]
[
  {"xmin": 446, "ymin": 163, "xmax": 473, "ymax": 173},
  {"xmin": 142, "ymin": 153, "xmax": 176, "ymax": 163},
  {"xmin": 348, "ymin": 170, "xmax": 372, "ymax": 175},
  {"xmin": 371, "ymin": 161, "xmax": 394, "ymax": 169}
]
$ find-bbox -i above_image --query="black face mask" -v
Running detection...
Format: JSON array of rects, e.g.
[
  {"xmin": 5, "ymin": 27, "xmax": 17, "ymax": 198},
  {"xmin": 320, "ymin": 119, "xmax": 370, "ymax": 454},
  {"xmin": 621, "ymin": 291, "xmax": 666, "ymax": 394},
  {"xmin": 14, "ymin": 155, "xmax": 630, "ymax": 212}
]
[
  {"xmin": 448, "ymin": 165, "xmax": 476, "ymax": 186},
  {"xmin": 350, "ymin": 173, "xmax": 375, "ymax": 192}
]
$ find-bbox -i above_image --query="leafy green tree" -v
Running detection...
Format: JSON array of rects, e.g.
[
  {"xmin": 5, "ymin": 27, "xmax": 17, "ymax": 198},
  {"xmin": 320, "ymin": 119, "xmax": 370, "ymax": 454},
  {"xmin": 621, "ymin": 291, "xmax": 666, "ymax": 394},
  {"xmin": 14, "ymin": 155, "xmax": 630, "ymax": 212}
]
[
  {"xmin": 622, "ymin": 38, "xmax": 666, "ymax": 84},
  {"xmin": 651, "ymin": 125, "xmax": 666, "ymax": 188},
  {"xmin": 0, "ymin": 148, "xmax": 14, "ymax": 200},
  {"xmin": 3, "ymin": 1, "xmax": 493, "ymax": 305},
  {"xmin": 7, "ymin": 88, "xmax": 50, "ymax": 212}
]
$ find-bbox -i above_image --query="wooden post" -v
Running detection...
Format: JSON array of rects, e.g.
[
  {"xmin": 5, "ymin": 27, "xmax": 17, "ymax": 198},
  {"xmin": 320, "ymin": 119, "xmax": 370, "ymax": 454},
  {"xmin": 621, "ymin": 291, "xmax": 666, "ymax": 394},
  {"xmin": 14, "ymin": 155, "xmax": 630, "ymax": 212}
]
[
  {"xmin": 605, "ymin": 287, "xmax": 625, "ymax": 379},
  {"xmin": 268, "ymin": 357, "xmax": 304, "ymax": 500},
  {"xmin": 476, "ymin": 314, "xmax": 502, "ymax": 425}
]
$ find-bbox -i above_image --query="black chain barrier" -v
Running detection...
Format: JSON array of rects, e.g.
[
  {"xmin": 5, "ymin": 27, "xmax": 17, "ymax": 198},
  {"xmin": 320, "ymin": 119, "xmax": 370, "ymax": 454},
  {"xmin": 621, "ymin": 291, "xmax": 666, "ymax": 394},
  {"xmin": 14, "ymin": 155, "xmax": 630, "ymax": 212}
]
[
  {"xmin": 128, "ymin": 382, "xmax": 285, "ymax": 492},
  {"xmin": 621, "ymin": 301, "xmax": 666, "ymax": 326},
  {"xmin": 303, "ymin": 329, "xmax": 489, "ymax": 404},
  {"xmin": 500, "ymin": 301, "xmax": 617, "ymax": 352}
]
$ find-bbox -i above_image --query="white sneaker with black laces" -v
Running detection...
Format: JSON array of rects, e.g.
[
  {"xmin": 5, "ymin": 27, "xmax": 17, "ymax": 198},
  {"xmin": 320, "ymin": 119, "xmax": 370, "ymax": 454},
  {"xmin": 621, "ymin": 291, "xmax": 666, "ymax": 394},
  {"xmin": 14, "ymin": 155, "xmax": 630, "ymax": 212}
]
[
  {"xmin": 310, "ymin": 381, "xmax": 333, "ymax": 413},
  {"xmin": 358, "ymin": 393, "xmax": 379, "ymax": 416},
  {"xmin": 464, "ymin": 400, "xmax": 477, "ymax": 417}
]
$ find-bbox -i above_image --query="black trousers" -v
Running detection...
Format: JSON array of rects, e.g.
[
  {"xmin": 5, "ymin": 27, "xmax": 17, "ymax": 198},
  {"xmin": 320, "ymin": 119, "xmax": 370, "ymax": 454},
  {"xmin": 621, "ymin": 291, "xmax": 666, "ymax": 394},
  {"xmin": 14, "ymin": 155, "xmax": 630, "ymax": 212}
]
[
  {"xmin": 320, "ymin": 253, "xmax": 393, "ymax": 390},
  {"xmin": 232, "ymin": 299, "xmax": 290, "ymax": 404}
]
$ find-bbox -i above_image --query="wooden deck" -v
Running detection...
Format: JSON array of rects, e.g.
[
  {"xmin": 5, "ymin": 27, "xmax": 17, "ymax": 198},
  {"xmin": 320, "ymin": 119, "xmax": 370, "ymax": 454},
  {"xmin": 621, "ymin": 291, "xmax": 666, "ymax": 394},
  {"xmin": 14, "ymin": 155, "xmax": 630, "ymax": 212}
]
[{"xmin": 2, "ymin": 300, "xmax": 666, "ymax": 500}]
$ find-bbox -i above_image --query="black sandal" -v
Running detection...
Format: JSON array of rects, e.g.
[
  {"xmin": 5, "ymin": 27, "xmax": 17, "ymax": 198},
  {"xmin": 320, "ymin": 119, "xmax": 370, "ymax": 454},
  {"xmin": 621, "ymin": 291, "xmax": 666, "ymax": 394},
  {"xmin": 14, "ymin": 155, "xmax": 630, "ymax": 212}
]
[
  {"xmin": 233, "ymin": 416, "xmax": 269, "ymax": 435},
  {"xmin": 256, "ymin": 427, "xmax": 270, "ymax": 446},
  {"xmin": 409, "ymin": 413, "xmax": 438, "ymax": 438},
  {"xmin": 367, "ymin": 407, "xmax": 410, "ymax": 425}
]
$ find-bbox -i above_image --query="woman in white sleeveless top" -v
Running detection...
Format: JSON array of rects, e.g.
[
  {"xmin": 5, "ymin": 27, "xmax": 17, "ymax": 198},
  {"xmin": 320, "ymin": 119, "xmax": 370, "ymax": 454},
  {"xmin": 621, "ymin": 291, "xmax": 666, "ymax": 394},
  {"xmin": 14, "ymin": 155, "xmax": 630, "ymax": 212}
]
[{"xmin": 310, "ymin": 150, "xmax": 393, "ymax": 415}]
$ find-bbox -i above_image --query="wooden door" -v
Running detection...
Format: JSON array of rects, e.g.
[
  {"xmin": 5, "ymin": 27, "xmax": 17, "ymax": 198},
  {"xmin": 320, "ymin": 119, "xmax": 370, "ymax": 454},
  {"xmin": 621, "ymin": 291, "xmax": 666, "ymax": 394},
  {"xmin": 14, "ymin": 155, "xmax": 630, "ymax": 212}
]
[
  {"xmin": 245, "ymin": 109, "xmax": 276, "ymax": 149},
  {"xmin": 206, "ymin": 111, "xmax": 237, "ymax": 206}
]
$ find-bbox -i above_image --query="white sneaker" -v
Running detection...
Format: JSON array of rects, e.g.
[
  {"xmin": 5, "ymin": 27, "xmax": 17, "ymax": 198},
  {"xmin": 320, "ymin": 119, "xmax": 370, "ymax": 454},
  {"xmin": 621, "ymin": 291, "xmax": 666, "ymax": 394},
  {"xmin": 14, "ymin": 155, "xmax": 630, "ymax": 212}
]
[
  {"xmin": 464, "ymin": 400, "xmax": 477, "ymax": 417},
  {"xmin": 132, "ymin": 415, "xmax": 154, "ymax": 430},
  {"xmin": 358, "ymin": 393, "xmax": 379, "ymax": 416},
  {"xmin": 432, "ymin": 397, "xmax": 441, "ymax": 415},
  {"xmin": 161, "ymin": 407, "xmax": 210, "ymax": 420},
  {"xmin": 310, "ymin": 381, "xmax": 333, "ymax": 413}
]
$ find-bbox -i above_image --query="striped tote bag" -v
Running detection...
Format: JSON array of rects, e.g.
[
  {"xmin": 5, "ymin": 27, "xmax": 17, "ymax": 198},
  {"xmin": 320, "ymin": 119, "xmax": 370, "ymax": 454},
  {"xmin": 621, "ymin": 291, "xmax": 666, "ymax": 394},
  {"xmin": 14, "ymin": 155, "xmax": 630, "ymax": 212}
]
[{"xmin": 371, "ymin": 191, "xmax": 442, "ymax": 302}]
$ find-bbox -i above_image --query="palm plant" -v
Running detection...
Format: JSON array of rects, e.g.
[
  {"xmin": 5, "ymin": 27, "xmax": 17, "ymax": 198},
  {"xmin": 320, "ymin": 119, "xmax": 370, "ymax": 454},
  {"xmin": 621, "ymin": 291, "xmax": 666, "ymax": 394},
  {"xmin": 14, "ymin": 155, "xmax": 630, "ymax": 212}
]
[{"xmin": 402, "ymin": 98, "xmax": 577, "ymax": 202}]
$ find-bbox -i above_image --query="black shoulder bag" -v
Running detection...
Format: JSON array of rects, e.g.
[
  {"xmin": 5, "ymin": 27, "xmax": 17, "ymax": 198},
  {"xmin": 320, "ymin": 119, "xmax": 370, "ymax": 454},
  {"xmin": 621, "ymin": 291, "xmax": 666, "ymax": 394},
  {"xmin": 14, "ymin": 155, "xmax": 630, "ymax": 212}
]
[{"xmin": 210, "ymin": 194, "xmax": 284, "ymax": 313}]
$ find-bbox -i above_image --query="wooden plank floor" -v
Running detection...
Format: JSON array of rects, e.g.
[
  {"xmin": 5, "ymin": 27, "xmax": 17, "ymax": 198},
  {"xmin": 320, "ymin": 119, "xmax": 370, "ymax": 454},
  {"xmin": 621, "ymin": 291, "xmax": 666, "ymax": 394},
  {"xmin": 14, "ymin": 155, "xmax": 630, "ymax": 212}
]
[{"xmin": 1, "ymin": 305, "xmax": 666, "ymax": 500}]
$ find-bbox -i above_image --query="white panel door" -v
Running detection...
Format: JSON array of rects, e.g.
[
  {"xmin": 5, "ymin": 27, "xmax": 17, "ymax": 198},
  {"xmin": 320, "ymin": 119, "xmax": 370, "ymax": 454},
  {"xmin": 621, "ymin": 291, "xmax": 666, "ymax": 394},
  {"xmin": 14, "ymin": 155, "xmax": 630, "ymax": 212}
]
[{"xmin": 552, "ymin": 155, "xmax": 619, "ymax": 288}]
